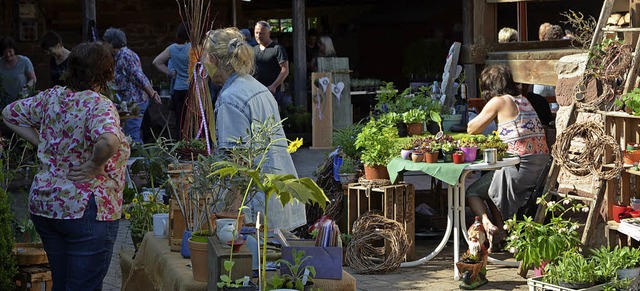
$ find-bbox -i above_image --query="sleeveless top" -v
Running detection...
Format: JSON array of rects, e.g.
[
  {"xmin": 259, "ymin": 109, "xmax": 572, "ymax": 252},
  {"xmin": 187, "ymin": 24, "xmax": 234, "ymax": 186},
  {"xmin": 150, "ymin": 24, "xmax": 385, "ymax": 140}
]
[
  {"xmin": 497, "ymin": 95, "xmax": 549, "ymax": 156},
  {"xmin": 169, "ymin": 43, "xmax": 191, "ymax": 91}
]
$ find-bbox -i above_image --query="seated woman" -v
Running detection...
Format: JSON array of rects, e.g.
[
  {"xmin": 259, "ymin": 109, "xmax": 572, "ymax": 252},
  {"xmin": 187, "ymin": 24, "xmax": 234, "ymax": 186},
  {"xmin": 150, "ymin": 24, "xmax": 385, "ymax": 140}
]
[{"xmin": 466, "ymin": 65, "xmax": 550, "ymax": 251}]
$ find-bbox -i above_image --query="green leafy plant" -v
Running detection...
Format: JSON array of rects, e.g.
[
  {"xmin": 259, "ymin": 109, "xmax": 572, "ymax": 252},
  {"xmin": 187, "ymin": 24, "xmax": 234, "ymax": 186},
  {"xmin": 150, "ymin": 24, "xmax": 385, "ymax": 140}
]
[
  {"xmin": 123, "ymin": 190, "xmax": 169, "ymax": 240},
  {"xmin": 479, "ymin": 131, "xmax": 508, "ymax": 159},
  {"xmin": 0, "ymin": 158, "xmax": 17, "ymax": 290},
  {"xmin": 441, "ymin": 141, "xmax": 456, "ymax": 153},
  {"xmin": 544, "ymin": 251, "xmax": 599, "ymax": 286},
  {"xmin": 15, "ymin": 218, "xmax": 40, "ymax": 243},
  {"xmin": 339, "ymin": 158, "xmax": 358, "ymax": 174},
  {"xmin": 591, "ymin": 246, "xmax": 640, "ymax": 282},
  {"xmin": 267, "ymin": 249, "xmax": 316, "ymax": 291},
  {"xmin": 217, "ymin": 260, "xmax": 252, "ymax": 288},
  {"xmin": 332, "ymin": 123, "xmax": 364, "ymax": 160},
  {"xmin": 504, "ymin": 193, "xmax": 587, "ymax": 270},
  {"xmin": 212, "ymin": 117, "xmax": 329, "ymax": 290},
  {"xmin": 402, "ymin": 109, "xmax": 427, "ymax": 124},
  {"xmin": 355, "ymin": 116, "xmax": 399, "ymax": 166},
  {"xmin": 615, "ymin": 88, "xmax": 640, "ymax": 116}
]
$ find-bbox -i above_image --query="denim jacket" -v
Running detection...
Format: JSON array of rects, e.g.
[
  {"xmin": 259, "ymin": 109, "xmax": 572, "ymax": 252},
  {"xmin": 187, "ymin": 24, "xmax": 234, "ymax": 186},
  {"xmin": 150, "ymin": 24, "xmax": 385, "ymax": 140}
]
[{"xmin": 215, "ymin": 73, "xmax": 306, "ymax": 230}]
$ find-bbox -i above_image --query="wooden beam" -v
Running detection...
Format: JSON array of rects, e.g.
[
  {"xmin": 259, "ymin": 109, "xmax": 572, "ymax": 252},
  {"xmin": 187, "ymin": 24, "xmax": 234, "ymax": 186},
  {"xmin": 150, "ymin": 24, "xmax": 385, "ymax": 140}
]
[
  {"xmin": 485, "ymin": 59, "xmax": 558, "ymax": 85},
  {"xmin": 473, "ymin": 0, "xmax": 496, "ymax": 45},
  {"xmin": 81, "ymin": 0, "xmax": 96, "ymax": 42},
  {"xmin": 292, "ymin": 0, "xmax": 307, "ymax": 109}
]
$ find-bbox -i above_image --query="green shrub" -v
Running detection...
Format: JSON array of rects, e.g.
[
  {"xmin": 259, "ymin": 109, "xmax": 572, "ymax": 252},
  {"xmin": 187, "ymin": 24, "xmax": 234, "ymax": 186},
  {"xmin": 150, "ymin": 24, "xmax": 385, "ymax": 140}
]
[{"xmin": 0, "ymin": 159, "xmax": 17, "ymax": 290}]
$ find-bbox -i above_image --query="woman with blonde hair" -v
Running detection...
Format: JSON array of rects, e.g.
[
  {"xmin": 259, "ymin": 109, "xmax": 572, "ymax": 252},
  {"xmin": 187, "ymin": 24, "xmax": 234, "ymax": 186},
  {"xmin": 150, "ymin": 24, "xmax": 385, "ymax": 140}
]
[{"xmin": 202, "ymin": 27, "xmax": 306, "ymax": 231}]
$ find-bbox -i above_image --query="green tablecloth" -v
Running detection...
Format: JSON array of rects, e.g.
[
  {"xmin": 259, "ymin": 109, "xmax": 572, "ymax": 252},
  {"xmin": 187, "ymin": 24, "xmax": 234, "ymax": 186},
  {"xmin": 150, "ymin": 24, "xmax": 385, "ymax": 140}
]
[{"xmin": 387, "ymin": 157, "xmax": 471, "ymax": 186}]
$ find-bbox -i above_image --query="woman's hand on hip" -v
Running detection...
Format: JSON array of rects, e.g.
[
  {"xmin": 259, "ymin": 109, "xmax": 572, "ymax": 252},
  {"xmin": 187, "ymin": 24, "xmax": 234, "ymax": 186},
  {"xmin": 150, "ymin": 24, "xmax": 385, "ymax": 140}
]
[{"xmin": 68, "ymin": 160, "xmax": 107, "ymax": 182}]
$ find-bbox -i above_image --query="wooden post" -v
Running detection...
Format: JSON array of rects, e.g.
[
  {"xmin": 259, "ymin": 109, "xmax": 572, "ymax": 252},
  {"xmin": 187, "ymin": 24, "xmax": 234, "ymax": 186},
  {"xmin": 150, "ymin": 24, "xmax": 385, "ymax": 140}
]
[
  {"xmin": 311, "ymin": 72, "xmax": 333, "ymax": 149},
  {"xmin": 292, "ymin": 0, "xmax": 307, "ymax": 109},
  {"xmin": 317, "ymin": 57, "xmax": 352, "ymax": 130},
  {"xmin": 81, "ymin": 0, "xmax": 96, "ymax": 42},
  {"xmin": 462, "ymin": 0, "xmax": 477, "ymax": 101}
]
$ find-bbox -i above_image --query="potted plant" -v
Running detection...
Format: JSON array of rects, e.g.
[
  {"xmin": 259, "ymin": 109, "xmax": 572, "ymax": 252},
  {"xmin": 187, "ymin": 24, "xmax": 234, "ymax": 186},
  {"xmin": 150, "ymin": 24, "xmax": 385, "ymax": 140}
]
[
  {"xmin": 267, "ymin": 249, "xmax": 316, "ymax": 291},
  {"xmin": 544, "ymin": 251, "xmax": 599, "ymax": 289},
  {"xmin": 411, "ymin": 149, "xmax": 424, "ymax": 163},
  {"xmin": 458, "ymin": 136, "xmax": 479, "ymax": 162},
  {"xmin": 355, "ymin": 115, "xmax": 398, "ymax": 180},
  {"xmin": 424, "ymin": 141, "xmax": 441, "ymax": 163},
  {"xmin": 504, "ymin": 193, "xmax": 587, "ymax": 273},
  {"xmin": 615, "ymin": 88, "xmax": 640, "ymax": 116},
  {"xmin": 123, "ymin": 189, "xmax": 170, "ymax": 252},
  {"xmin": 441, "ymin": 141, "xmax": 456, "ymax": 163},
  {"xmin": 452, "ymin": 150, "xmax": 465, "ymax": 164},
  {"xmin": 591, "ymin": 246, "xmax": 640, "ymax": 281},
  {"xmin": 332, "ymin": 122, "xmax": 364, "ymax": 161},
  {"xmin": 402, "ymin": 109, "xmax": 427, "ymax": 136},
  {"xmin": 338, "ymin": 158, "xmax": 359, "ymax": 184},
  {"xmin": 213, "ymin": 118, "xmax": 329, "ymax": 291},
  {"xmin": 400, "ymin": 140, "xmax": 414, "ymax": 160},
  {"xmin": 479, "ymin": 132, "xmax": 508, "ymax": 160}
]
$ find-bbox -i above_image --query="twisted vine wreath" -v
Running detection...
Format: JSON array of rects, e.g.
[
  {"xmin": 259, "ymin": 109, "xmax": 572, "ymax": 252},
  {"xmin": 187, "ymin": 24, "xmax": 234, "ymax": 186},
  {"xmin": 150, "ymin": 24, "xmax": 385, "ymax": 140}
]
[
  {"xmin": 552, "ymin": 120, "xmax": 623, "ymax": 180},
  {"xmin": 345, "ymin": 212, "xmax": 409, "ymax": 274}
]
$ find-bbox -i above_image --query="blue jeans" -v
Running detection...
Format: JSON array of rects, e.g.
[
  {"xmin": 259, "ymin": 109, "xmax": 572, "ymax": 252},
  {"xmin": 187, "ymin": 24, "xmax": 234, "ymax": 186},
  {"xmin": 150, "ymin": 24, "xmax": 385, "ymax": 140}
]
[
  {"xmin": 32, "ymin": 196, "xmax": 120, "ymax": 291},
  {"xmin": 123, "ymin": 99, "xmax": 150, "ymax": 143}
]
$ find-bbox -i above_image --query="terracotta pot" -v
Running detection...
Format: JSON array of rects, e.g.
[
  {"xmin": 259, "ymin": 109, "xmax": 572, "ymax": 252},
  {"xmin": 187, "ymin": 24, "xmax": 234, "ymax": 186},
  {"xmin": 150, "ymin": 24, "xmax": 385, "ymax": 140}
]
[
  {"xmin": 411, "ymin": 152, "xmax": 424, "ymax": 163},
  {"xmin": 364, "ymin": 164, "xmax": 390, "ymax": 180},
  {"xmin": 624, "ymin": 150, "xmax": 640, "ymax": 164},
  {"xmin": 406, "ymin": 122, "xmax": 423, "ymax": 136},
  {"xmin": 424, "ymin": 152, "xmax": 439, "ymax": 163},
  {"xmin": 452, "ymin": 152, "xmax": 465, "ymax": 164},
  {"xmin": 188, "ymin": 238, "xmax": 209, "ymax": 281}
]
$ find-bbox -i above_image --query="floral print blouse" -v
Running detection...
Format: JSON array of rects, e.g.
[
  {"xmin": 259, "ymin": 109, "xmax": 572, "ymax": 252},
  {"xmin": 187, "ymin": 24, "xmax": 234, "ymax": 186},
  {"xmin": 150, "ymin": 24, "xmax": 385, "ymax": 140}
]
[
  {"xmin": 114, "ymin": 47, "xmax": 151, "ymax": 103},
  {"xmin": 3, "ymin": 86, "xmax": 130, "ymax": 221}
]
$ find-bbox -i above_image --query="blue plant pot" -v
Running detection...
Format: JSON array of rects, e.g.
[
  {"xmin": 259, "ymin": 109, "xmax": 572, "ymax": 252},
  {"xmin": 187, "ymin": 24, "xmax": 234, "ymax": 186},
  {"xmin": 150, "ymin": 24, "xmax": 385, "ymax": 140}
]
[{"xmin": 181, "ymin": 230, "xmax": 192, "ymax": 258}]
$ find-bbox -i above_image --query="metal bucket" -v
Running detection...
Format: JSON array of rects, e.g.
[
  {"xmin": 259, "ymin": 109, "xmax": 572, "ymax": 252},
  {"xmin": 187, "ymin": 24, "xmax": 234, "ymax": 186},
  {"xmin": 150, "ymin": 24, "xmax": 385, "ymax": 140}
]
[{"xmin": 483, "ymin": 148, "xmax": 497, "ymax": 164}]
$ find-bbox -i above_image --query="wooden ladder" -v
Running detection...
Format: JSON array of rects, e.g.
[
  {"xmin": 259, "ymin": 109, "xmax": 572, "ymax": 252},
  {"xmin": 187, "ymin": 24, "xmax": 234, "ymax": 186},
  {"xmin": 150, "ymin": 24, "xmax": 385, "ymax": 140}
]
[{"xmin": 517, "ymin": 0, "xmax": 640, "ymax": 277}]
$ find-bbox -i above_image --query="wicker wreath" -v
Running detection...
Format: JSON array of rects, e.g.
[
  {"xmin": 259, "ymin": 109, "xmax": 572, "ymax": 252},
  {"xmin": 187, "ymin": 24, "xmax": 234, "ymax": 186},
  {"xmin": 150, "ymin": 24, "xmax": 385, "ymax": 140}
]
[
  {"xmin": 345, "ymin": 212, "xmax": 409, "ymax": 274},
  {"xmin": 552, "ymin": 120, "xmax": 623, "ymax": 180}
]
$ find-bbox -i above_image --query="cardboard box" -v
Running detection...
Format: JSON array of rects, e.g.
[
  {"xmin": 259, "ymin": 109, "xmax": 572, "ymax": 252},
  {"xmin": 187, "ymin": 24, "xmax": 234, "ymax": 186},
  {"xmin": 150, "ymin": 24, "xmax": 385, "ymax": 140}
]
[
  {"xmin": 281, "ymin": 239, "xmax": 343, "ymax": 280},
  {"xmin": 207, "ymin": 236, "xmax": 253, "ymax": 291}
]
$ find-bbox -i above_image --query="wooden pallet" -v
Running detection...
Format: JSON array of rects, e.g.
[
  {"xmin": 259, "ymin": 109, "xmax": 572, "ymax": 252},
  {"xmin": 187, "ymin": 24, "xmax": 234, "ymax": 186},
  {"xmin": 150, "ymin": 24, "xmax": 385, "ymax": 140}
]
[{"xmin": 14, "ymin": 265, "xmax": 52, "ymax": 291}]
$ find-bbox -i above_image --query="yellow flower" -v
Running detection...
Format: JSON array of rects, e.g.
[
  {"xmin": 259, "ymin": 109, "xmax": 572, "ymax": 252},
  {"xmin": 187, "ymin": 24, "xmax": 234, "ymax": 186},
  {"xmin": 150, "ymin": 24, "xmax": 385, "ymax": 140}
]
[
  {"xmin": 287, "ymin": 138, "xmax": 303, "ymax": 153},
  {"xmin": 132, "ymin": 198, "xmax": 139, "ymax": 204},
  {"xmin": 125, "ymin": 213, "xmax": 131, "ymax": 219}
]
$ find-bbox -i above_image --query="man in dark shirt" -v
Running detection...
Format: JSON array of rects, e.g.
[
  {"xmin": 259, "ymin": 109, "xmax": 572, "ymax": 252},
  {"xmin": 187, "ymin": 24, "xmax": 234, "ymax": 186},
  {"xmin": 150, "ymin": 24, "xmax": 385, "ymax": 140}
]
[
  {"xmin": 253, "ymin": 21, "xmax": 290, "ymax": 107},
  {"xmin": 40, "ymin": 31, "xmax": 70, "ymax": 86}
]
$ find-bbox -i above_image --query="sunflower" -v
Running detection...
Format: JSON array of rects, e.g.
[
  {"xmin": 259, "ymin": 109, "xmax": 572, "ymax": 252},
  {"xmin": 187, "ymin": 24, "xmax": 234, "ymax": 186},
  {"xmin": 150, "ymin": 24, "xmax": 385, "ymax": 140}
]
[{"xmin": 287, "ymin": 138, "xmax": 303, "ymax": 153}]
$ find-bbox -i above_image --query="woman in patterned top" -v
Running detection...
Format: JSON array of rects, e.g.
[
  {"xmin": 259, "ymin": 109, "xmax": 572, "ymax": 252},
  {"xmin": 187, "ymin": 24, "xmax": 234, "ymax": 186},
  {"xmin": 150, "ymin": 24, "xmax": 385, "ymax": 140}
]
[
  {"xmin": 466, "ymin": 65, "xmax": 550, "ymax": 251},
  {"xmin": 2, "ymin": 42, "xmax": 130, "ymax": 290},
  {"xmin": 103, "ymin": 27, "xmax": 161, "ymax": 144}
]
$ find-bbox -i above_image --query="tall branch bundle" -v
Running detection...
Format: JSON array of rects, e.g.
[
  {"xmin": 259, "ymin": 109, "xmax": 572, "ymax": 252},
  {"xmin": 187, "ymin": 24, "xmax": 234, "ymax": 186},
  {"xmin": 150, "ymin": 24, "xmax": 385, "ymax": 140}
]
[{"xmin": 176, "ymin": 0, "xmax": 216, "ymax": 149}]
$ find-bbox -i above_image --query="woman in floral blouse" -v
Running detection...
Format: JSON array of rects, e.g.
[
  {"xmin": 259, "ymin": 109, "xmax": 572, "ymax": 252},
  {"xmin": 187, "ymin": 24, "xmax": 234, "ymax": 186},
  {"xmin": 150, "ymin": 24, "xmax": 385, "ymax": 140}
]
[
  {"xmin": 2, "ymin": 42, "xmax": 130, "ymax": 290},
  {"xmin": 103, "ymin": 27, "xmax": 161, "ymax": 144}
]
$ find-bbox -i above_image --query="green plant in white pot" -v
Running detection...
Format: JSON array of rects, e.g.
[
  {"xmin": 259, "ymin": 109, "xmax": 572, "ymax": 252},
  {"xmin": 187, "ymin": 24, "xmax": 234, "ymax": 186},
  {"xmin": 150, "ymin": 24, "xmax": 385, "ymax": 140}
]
[
  {"xmin": 338, "ymin": 158, "xmax": 359, "ymax": 184},
  {"xmin": 592, "ymin": 246, "xmax": 640, "ymax": 281}
]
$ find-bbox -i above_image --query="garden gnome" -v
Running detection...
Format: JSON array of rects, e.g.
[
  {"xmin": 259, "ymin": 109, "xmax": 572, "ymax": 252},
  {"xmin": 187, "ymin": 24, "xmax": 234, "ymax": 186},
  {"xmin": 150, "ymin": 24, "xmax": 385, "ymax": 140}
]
[{"xmin": 456, "ymin": 216, "xmax": 488, "ymax": 289}]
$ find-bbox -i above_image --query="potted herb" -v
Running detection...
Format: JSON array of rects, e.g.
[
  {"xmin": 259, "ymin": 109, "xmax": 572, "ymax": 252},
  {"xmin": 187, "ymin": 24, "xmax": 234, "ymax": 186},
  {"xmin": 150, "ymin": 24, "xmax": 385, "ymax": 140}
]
[
  {"xmin": 355, "ymin": 115, "xmax": 398, "ymax": 179},
  {"xmin": 411, "ymin": 149, "xmax": 424, "ymax": 163},
  {"xmin": 479, "ymin": 132, "xmax": 508, "ymax": 160},
  {"xmin": 402, "ymin": 109, "xmax": 427, "ymax": 136},
  {"xmin": 424, "ymin": 141, "xmax": 441, "ymax": 163},
  {"xmin": 268, "ymin": 249, "xmax": 316, "ymax": 291},
  {"xmin": 452, "ymin": 150, "xmax": 465, "ymax": 164},
  {"xmin": 441, "ymin": 141, "xmax": 456, "ymax": 163},
  {"xmin": 544, "ymin": 251, "xmax": 599, "ymax": 289},
  {"xmin": 504, "ymin": 193, "xmax": 586, "ymax": 273},
  {"xmin": 400, "ymin": 140, "xmax": 414, "ymax": 160},
  {"xmin": 332, "ymin": 123, "xmax": 364, "ymax": 161},
  {"xmin": 457, "ymin": 137, "xmax": 479, "ymax": 162},
  {"xmin": 591, "ymin": 246, "xmax": 640, "ymax": 281},
  {"xmin": 338, "ymin": 158, "xmax": 359, "ymax": 184}
]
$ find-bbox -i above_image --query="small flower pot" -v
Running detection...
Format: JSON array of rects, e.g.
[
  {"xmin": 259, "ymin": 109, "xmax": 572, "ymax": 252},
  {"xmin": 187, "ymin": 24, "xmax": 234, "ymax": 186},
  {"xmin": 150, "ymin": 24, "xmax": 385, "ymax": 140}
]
[
  {"xmin": 624, "ymin": 150, "xmax": 640, "ymax": 164},
  {"xmin": 338, "ymin": 173, "xmax": 357, "ymax": 184},
  {"xmin": 452, "ymin": 152, "xmax": 465, "ymax": 164},
  {"xmin": 460, "ymin": 146, "xmax": 478, "ymax": 162},
  {"xmin": 226, "ymin": 239, "xmax": 245, "ymax": 253},
  {"xmin": 364, "ymin": 164, "xmax": 389, "ymax": 180},
  {"xmin": 442, "ymin": 151, "xmax": 454, "ymax": 163},
  {"xmin": 612, "ymin": 204, "xmax": 631, "ymax": 223},
  {"xmin": 401, "ymin": 149, "xmax": 413, "ymax": 160},
  {"xmin": 424, "ymin": 152, "xmax": 439, "ymax": 163},
  {"xmin": 411, "ymin": 152, "xmax": 424, "ymax": 163}
]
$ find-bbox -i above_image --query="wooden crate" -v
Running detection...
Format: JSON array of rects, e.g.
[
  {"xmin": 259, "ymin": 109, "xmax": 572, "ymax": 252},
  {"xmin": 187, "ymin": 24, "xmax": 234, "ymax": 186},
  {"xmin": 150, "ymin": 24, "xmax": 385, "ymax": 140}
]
[
  {"xmin": 207, "ymin": 236, "xmax": 253, "ymax": 291},
  {"xmin": 169, "ymin": 198, "xmax": 187, "ymax": 251},
  {"xmin": 345, "ymin": 182, "xmax": 416, "ymax": 260},
  {"xmin": 14, "ymin": 265, "xmax": 52, "ymax": 291}
]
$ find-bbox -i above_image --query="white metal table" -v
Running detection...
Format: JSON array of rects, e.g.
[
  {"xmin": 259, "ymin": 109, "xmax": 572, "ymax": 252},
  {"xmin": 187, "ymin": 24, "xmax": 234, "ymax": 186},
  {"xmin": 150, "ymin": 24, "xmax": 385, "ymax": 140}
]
[{"xmin": 398, "ymin": 156, "xmax": 521, "ymax": 279}]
